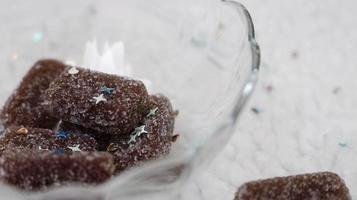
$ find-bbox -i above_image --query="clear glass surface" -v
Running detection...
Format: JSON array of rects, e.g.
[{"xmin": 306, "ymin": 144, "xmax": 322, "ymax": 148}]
[{"xmin": 0, "ymin": 0, "xmax": 260, "ymax": 199}]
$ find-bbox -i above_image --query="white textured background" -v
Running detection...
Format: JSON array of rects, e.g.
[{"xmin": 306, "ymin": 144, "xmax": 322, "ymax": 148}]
[
  {"xmin": 0, "ymin": 0, "xmax": 356, "ymax": 200},
  {"xmin": 186, "ymin": 0, "xmax": 357, "ymax": 199}
]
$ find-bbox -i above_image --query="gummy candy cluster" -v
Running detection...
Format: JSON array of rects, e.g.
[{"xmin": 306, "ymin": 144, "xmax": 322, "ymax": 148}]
[{"xmin": 0, "ymin": 59, "xmax": 176, "ymax": 190}]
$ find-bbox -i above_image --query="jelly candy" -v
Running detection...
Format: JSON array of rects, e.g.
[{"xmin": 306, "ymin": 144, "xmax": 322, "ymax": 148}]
[
  {"xmin": 58, "ymin": 121, "xmax": 111, "ymax": 151},
  {"xmin": 0, "ymin": 127, "xmax": 97, "ymax": 154},
  {"xmin": 44, "ymin": 67, "xmax": 149, "ymax": 135},
  {"xmin": 108, "ymin": 94, "xmax": 176, "ymax": 173},
  {"xmin": 235, "ymin": 172, "xmax": 351, "ymax": 200},
  {"xmin": 0, "ymin": 150, "xmax": 114, "ymax": 190},
  {"xmin": 0, "ymin": 59, "xmax": 66, "ymax": 129}
]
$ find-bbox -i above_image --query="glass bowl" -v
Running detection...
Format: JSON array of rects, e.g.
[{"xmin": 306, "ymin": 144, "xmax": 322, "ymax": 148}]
[{"xmin": 0, "ymin": 0, "xmax": 260, "ymax": 199}]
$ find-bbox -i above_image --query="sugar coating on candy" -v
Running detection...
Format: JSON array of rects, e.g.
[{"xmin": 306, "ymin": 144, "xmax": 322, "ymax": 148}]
[
  {"xmin": 58, "ymin": 121, "xmax": 112, "ymax": 151},
  {"xmin": 0, "ymin": 150, "xmax": 114, "ymax": 190},
  {"xmin": 235, "ymin": 172, "xmax": 351, "ymax": 200},
  {"xmin": 108, "ymin": 94, "xmax": 176, "ymax": 173},
  {"xmin": 0, "ymin": 127, "xmax": 97, "ymax": 154},
  {"xmin": 0, "ymin": 122, "xmax": 5, "ymax": 135},
  {"xmin": 0, "ymin": 59, "xmax": 66, "ymax": 129},
  {"xmin": 44, "ymin": 67, "xmax": 149, "ymax": 135}
]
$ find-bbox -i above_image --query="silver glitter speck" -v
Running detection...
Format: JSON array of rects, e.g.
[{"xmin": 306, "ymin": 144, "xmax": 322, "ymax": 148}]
[
  {"xmin": 68, "ymin": 67, "xmax": 79, "ymax": 75},
  {"xmin": 128, "ymin": 125, "xmax": 148, "ymax": 144},
  {"xmin": 68, "ymin": 144, "xmax": 81, "ymax": 152},
  {"xmin": 147, "ymin": 107, "xmax": 158, "ymax": 117},
  {"xmin": 93, "ymin": 94, "xmax": 107, "ymax": 105}
]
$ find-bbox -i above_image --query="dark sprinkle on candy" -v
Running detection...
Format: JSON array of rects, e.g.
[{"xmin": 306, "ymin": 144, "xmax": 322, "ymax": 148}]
[{"xmin": 172, "ymin": 134, "xmax": 180, "ymax": 143}]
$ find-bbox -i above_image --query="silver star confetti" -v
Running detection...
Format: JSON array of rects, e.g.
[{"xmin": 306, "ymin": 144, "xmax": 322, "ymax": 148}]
[
  {"xmin": 100, "ymin": 86, "xmax": 115, "ymax": 94},
  {"xmin": 128, "ymin": 134, "xmax": 137, "ymax": 144},
  {"xmin": 68, "ymin": 67, "xmax": 79, "ymax": 75},
  {"xmin": 93, "ymin": 94, "xmax": 107, "ymax": 104},
  {"xmin": 147, "ymin": 107, "xmax": 158, "ymax": 117},
  {"xmin": 68, "ymin": 144, "xmax": 81, "ymax": 152},
  {"xmin": 128, "ymin": 125, "xmax": 148, "ymax": 144},
  {"xmin": 135, "ymin": 125, "xmax": 148, "ymax": 137}
]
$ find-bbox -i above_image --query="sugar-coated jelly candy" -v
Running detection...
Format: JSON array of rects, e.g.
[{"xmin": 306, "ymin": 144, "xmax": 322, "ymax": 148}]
[
  {"xmin": 0, "ymin": 150, "xmax": 114, "ymax": 190},
  {"xmin": 0, "ymin": 127, "xmax": 97, "ymax": 154},
  {"xmin": 107, "ymin": 94, "xmax": 176, "ymax": 173},
  {"xmin": 58, "ymin": 121, "xmax": 112, "ymax": 151},
  {"xmin": 0, "ymin": 59, "xmax": 66, "ymax": 129},
  {"xmin": 44, "ymin": 67, "xmax": 149, "ymax": 135},
  {"xmin": 235, "ymin": 172, "xmax": 351, "ymax": 200}
]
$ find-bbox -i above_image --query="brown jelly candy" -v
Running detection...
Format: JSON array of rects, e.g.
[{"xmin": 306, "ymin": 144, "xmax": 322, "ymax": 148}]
[
  {"xmin": 0, "ymin": 150, "xmax": 114, "ymax": 190},
  {"xmin": 58, "ymin": 121, "xmax": 112, "ymax": 151},
  {"xmin": 235, "ymin": 172, "xmax": 351, "ymax": 200},
  {"xmin": 0, "ymin": 59, "xmax": 66, "ymax": 129},
  {"xmin": 0, "ymin": 127, "xmax": 98, "ymax": 154},
  {"xmin": 108, "ymin": 94, "xmax": 176, "ymax": 173},
  {"xmin": 44, "ymin": 67, "xmax": 149, "ymax": 135}
]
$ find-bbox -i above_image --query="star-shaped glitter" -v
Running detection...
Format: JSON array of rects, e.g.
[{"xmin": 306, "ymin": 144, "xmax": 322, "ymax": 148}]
[
  {"xmin": 128, "ymin": 134, "xmax": 137, "ymax": 144},
  {"xmin": 128, "ymin": 125, "xmax": 148, "ymax": 144},
  {"xmin": 93, "ymin": 94, "xmax": 107, "ymax": 104},
  {"xmin": 68, "ymin": 144, "xmax": 81, "ymax": 152},
  {"xmin": 68, "ymin": 67, "xmax": 79, "ymax": 75},
  {"xmin": 147, "ymin": 107, "xmax": 158, "ymax": 117},
  {"xmin": 100, "ymin": 86, "xmax": 115, "ymax": 94},
  {"xmin": 135, "ymin": 125, "xmax": 148, "ymax": 137},
  {"xmin": 56, "ymin": 131, "xmax": 69, "ymax": 139}
]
